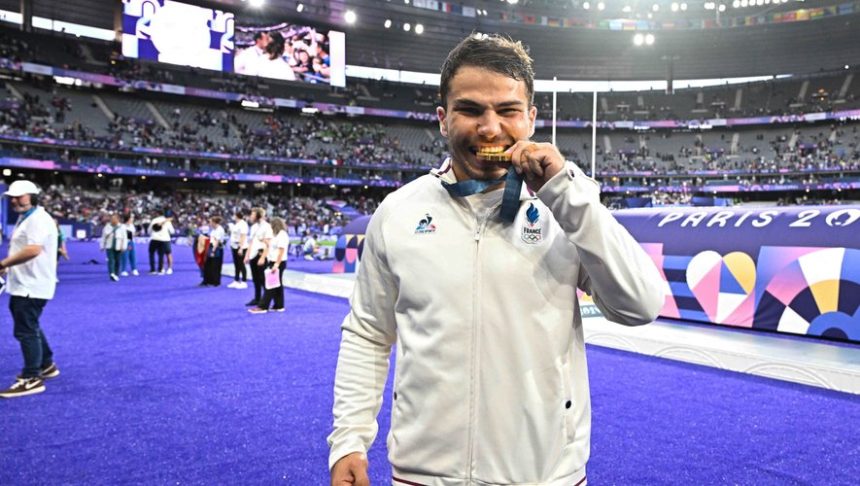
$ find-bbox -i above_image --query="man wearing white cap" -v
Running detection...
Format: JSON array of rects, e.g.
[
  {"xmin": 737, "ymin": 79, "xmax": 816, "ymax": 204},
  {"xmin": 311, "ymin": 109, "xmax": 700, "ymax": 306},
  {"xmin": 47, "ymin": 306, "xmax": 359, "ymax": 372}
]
[{"xmin": 0, "ymin": 180, "xmax": 59, "ymax": 398}]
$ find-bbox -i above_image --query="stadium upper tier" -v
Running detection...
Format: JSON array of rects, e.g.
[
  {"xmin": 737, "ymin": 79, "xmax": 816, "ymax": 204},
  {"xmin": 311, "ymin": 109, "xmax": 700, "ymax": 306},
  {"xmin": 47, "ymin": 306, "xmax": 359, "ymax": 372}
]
[
  {"xmin": 2, "ymin": 25, "xmax": 860, "ymax": 124},
  {"xmin": 2, "ymin": 78, "xmax": 858, "ymax": 192},
  {"xmin": 5, "ymin": 0, "xmax": 860, "ymax": 79},
  {"xmin": 0, "ymin": 25, "xmax": 859, "ymax": 196}
]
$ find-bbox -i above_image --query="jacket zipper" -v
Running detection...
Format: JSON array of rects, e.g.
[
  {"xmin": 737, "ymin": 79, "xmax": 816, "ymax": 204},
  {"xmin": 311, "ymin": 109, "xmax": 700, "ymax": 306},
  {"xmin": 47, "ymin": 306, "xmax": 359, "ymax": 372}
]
[{"xmin": 466, "ymin": 206, "xmax": 496, "ymax": 482}]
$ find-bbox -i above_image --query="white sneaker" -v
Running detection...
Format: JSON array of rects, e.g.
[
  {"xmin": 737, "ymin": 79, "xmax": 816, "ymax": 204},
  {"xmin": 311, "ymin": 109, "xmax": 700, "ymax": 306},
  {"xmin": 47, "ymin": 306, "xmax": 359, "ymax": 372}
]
[
  {"xmin": 110, "ymin": 274, "xmax": 119, "ymax": 281},
  {"xmin": 132, "ymin": 269, "xmax": 139, "ymax": 276},
  {"xmin": 158, "ymin": 270, "xmax": 165, "ymax": 275},
  {"xmin": 166, "ymin": 268, "xmax": 173, "ymax": 275},
  {"xmin": 121, "ymin": 271, "xmax": 129, "ymax": 277},
  {"xmin": 227, "ymin": 281, "xmax": 238, "ymax": 289},
  {"xmin": 236, "ymin": 282, "xmax": 248, "ymax": 289}
]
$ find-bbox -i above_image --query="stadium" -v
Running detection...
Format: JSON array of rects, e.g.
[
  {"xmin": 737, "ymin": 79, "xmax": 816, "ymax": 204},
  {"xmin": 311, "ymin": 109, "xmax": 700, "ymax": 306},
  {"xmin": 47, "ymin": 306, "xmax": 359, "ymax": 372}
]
[{"xmin": 0, "ymin": 0, "xmax": 858, "ymax": 484}]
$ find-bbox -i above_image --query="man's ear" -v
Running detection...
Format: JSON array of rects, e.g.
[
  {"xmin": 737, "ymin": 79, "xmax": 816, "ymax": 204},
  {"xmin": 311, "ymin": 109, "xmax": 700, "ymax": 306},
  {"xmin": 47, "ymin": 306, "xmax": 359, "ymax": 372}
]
[
  {"xmin": 528, "ymin": 104, "xmax": 537, "ymax": 138},
  {"xmin": 437, "ymin": 106, "xmax": 448, "ymax": 138}
]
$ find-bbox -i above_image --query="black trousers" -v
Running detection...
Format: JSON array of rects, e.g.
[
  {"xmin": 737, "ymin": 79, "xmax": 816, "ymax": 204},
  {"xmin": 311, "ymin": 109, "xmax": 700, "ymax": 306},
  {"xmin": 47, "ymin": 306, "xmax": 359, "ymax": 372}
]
[
  {"xmin": 148, "ymin": 240, "xmax": 159, "ymax": 272},
  {"xmin": 203, "ymin": 249, "xmax": 223, "ymax": 286},
  {"xmin": 258, "ymin": 261, "xmax": 286, "ymax": 310},
  {"xmin": 231, "ymin": 247, "xmax": 247, "ymax": 282},
  {"xmin": 149, "ymin": 240, "xmax": 168, "ymax": 272},
  {"xmin": 249, "ymin": 251, "xmax": 265, "ymax": 303}
]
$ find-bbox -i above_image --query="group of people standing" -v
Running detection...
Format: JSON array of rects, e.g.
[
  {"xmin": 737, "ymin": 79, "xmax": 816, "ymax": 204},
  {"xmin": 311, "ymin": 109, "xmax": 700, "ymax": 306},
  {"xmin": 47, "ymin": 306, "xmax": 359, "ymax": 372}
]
[
  {"xmin": 100, "ymin": 212, "xmax": 175, "ymax": 281},
  {"xmin": 193, "ymin": 208, "xmax": 289, "ymax": 315}
]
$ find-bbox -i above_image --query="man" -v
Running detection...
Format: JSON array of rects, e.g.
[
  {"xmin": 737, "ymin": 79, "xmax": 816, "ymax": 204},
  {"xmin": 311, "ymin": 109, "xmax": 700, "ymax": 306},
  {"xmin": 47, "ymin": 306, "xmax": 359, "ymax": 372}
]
[
  {"xmin": 228, "ymin": 211, "xmax": 249, "ymax": 289},
  {"xmin": 243, "ymin": 207, "xmax": 272, "ymax": 307},
  {"xmin": 329, "ymin": 35, "xmax": 664, "ymax": 485},
  {"xmin": 0, "ymin": 180, "xmax": 59, "ymax": 398},
  {"xmin": 100, "ymin": 212, "xmax": 128, "ymax": 282},
  {"xmin": 302, "ymin": 232, "xmax": 318, "ymax": 261},
  {"xmin": 148, "ymin": 212, "xmax": 174, "ymax": 275},
  {"xmin": 234, "ymin": 31, "xmax": 269, "ymax": 76}
]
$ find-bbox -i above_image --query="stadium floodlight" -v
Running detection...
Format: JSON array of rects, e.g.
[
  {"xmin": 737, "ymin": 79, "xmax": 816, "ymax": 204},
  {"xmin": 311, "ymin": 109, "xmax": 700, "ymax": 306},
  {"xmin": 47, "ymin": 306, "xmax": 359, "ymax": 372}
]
[
  {"xmin": 249, "ymin": 0, "xmax": 264, "ymax": 7},
  {"xmin": 384, "ymin": 19, "xmax": 392, "ymax": 28},
  {"xmin": 344, "ymin": 9, "xmax": 357, "ymax": 24},
  {"xmin": 732, "ymin": 0, "xmax": 740, "ymax": 7},
  {"xmin": 645, "ymin": 33, "xmax": 655, "ymax": 45},
  {"xmin": 507, "ymin": 0, "xmax": 519, "ymax": 4},
  {"xmin": 622, "ymin": 5, "xmax": 632, "ymax": 13},
  {"xmin": 583, "ymin": 2, "xmax": 590, "ymax": 10},
  {"xmin": 597, "ymin": 2, "xmax": 606, "ymax": 10},
  {"xmin": 671, "ymin": 2, "xmax": 679, "ymax": 11},
  {"xmin": 680, "ymin": 2, "xmax": 687, "ymax": 9},
  {"xmin": 633, "ymin": 33, "xmax": 644, "ymax": 46},
  {"xmin": 653, "ymin": 4, "xmax": 660, "ymax": 12},
  {"xmin": 756, "ymin": 0, "xmax": 764, "ymax": 5},
  {"xmin": 741, "ymin": 0, "xmax": 748, "ymax": 6},
  {"xmin": 415, "ymin": 23, "xmax": 424, "ymax": 34},
  {"xmin": 403, "ymin": 22, "xmax": 411, "ymax": 32},
  {"xmin": 297, "ymin": 3, "xmax": 304, "ymax": 12},
  {"xmin": 719, "ymin": 4, "xmax": 726, "ymax": 11}
]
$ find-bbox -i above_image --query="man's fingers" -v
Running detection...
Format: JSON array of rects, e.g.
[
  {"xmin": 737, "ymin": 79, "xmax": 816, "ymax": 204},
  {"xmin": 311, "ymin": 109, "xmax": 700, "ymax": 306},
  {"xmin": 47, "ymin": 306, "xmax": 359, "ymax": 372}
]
[
  {"xmin": 525, "ymin": 145, "xmax": 545, "ymax": 178},
  {"xmin": 352, "ymin": 463, "xmax": 370, "ymax": 486}
]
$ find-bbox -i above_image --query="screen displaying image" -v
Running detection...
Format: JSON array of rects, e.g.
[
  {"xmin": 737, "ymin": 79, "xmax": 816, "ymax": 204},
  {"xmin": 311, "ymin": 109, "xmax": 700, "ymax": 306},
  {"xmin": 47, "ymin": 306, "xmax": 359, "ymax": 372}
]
[
  {"xmin": 121, "ymin": 0, "xmax": 234, "ymax": 72},
  {"xmin": 233, "ymin": 22, "xmax": 345, "ymax": 87}
]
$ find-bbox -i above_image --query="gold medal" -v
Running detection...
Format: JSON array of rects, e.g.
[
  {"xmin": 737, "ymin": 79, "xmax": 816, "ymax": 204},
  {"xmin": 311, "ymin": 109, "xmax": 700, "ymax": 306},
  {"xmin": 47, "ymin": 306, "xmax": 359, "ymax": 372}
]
[{"xmin": 477, "ymin": 147, "xmax": 511, "ymax": 162}]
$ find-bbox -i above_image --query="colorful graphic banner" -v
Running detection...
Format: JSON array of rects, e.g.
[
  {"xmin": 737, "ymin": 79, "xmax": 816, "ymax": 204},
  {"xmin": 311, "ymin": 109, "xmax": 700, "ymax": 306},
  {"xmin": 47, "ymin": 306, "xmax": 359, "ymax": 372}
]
[{"xmin": 615, "ymin": 207, "xmax": 860, "ymax": 343}]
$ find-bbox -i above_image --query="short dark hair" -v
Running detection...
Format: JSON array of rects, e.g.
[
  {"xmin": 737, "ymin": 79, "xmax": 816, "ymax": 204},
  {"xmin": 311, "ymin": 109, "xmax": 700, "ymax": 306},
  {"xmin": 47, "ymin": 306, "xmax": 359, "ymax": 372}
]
[{"xmin": 439, "ymin": 34, "xmax": 535, "ymax": 109}]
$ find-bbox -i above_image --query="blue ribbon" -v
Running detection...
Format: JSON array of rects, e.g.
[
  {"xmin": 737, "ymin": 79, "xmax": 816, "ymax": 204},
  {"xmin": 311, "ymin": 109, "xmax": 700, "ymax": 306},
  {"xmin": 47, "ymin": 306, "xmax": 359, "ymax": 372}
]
[{"xmin": 441, "ymin": 170, "xmax": 523, "ymax": 223}]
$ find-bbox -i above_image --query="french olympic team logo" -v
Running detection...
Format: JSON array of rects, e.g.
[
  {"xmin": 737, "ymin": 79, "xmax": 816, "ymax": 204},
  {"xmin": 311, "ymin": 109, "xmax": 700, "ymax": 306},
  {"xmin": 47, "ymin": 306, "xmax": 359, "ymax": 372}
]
[
  {"xmin": 415, "ymin": 213, "xmax": 437, "ymax": 234},
  {"xmin": 521, "ymin": 203, "xmax": 543, "ymax": 244}
]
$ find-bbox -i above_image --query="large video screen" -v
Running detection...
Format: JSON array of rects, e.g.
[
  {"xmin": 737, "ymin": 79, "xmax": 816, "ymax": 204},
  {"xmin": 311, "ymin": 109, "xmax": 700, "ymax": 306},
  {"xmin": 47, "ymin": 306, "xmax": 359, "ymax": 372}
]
[
  {"xmin": 233, "ymin": 23, "xmax": 345, "ymax": 87},
  {"xmin": 121, "ymin": 1, "xmax": 345, "ymax": 88},
  {"xmin": 121, "ymin": 0, "xmax": 234, "ymax": 71}
]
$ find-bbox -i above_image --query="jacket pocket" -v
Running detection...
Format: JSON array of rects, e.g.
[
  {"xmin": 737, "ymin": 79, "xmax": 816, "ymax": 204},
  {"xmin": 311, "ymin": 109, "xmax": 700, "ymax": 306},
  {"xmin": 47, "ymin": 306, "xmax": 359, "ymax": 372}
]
[{"xmin": 561, "ymin": 358, "xmax": 575, "ymax": 443}]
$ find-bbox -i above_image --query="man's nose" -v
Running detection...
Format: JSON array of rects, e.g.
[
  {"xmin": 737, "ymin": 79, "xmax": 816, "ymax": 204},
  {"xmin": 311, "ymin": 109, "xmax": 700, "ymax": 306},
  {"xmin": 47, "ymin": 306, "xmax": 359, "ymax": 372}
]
[{"xmin": 476, "ymin": 111, "xmax": 502, "ymax": 139}]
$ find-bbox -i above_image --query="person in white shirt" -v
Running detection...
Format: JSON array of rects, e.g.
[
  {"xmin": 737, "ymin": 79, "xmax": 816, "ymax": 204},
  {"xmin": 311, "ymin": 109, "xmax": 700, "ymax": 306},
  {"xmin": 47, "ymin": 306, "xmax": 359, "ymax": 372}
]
[
  {"xmin": 256, "ymin": 32, "xmax": 297, "ymax": 81},
  {"xmin": 234, "ymin": 31, "xmax": 269, "ymax": 76},
  {"xmin": 120, "ymin": 214, "xmax": 139, "ymax": 276},
  {"xmin": 249, "ymin": 217, "xmax": 288, "ymax": 314},
  {"xmin": 202, "ymin": 216, "xmax": 226, "ymax": 287},
  {"xmin": 302, "ymin": 232, "xmax": 318, "ymax": 261},
  {"xmin": 148, "ymin": 212, "xmax": 175, "ymax": 275},
  {"xmin": 0, "ymin": 180, "xmax": 60, "ymax": 398},
  {"xmin": 100, "ymin": 212, "xmax": 128, "ymax": 282},
  {"xmin": 243, "ymin": 207, "xmax": 272, "ymax": 307},
  {"xmin": 228, "ymin": 211, "xmax": 249, "ymax": 289},
  {"xmin": 328, "ymin": 35, "xmax": 663, "ymax": 485}
]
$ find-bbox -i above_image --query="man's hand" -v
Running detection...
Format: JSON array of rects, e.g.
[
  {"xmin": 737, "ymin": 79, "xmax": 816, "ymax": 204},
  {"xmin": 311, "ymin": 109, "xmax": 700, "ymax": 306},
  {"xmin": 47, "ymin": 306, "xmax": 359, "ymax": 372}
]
[
  {"xmin": 505, "ymin": 141, "xmax": 566, "ymax": 192},
  {"xmin": 331, "ymin": 452, "xmax": 369, "ymax": 486}
]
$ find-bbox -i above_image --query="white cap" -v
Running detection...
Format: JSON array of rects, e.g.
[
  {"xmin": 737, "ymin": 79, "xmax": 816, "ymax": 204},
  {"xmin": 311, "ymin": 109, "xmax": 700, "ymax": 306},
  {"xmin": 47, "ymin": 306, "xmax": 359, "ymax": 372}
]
[{"xmin": 4, "ymin": 180, "xmax": 41, "ymax": 197}]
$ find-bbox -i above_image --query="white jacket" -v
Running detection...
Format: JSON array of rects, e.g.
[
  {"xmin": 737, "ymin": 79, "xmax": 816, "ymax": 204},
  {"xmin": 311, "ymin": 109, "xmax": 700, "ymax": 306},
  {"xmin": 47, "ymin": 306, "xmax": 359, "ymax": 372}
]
[
  {"xmin": 100, "ymin": 223, "xmax": 129, "ymax": 252},
  {"xmin": 329, "ymin": 161, "xmax": 664, "ymax": 485}
]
